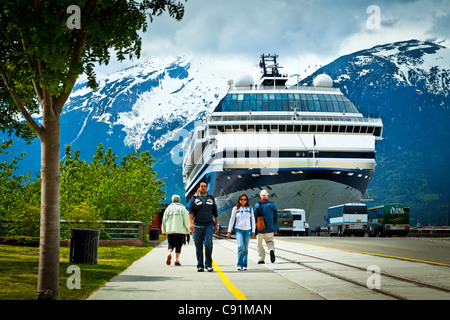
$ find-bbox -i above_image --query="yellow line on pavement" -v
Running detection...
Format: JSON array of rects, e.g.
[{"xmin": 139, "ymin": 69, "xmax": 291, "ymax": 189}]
[
  {"xmin": 276, "ymin": 240, "xmax": 450, "ymax": 267},
  {"xmin": 212, "ymin": 260, "xmax": 247, "ymax": 300}
]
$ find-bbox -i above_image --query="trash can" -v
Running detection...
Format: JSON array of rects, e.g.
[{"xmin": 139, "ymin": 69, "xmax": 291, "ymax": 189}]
[
  {"xmin": 70, "ymin": 228, "xmax": 100, "ymax": 264},
  {"xmin": 149, "ymin": 228, "xmax": 159, "ymax": 240}
]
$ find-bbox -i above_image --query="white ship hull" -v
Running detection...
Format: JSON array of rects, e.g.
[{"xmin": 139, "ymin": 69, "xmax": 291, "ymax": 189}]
[
  {"xmin": 182, "ymin": 55, "xmax": 383, "ymax": 230},
  {"xmin": 208, "ymin": 167, "xmax": 372, "ymax": 229}
]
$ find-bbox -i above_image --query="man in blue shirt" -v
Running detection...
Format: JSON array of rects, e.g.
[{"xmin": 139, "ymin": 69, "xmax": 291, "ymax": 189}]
[
  {"xmin": 188, "ymin": 181, "xmax": 219, "ymax": 272},
  {"xmin": 253, "ymin": 189, "xmax": 278, "ymax": 264}
]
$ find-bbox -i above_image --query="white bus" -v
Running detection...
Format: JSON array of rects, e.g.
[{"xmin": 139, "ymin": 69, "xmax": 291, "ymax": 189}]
[
  {"xmin": 278, "ymin": 209, "xmax": 306, "ymax": 236},
  {"xmin": 291, "ymin": 209, "xmax": 306, "ymax": 236},
  {"xmin": 328, "ymin": 203, "xmax": 367, "ymax": 237}
]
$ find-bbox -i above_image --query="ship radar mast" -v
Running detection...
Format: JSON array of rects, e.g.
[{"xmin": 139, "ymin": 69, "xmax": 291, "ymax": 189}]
[{"xmin": 259, "ymin": 54, "xmax": 288, "ymax": 87}]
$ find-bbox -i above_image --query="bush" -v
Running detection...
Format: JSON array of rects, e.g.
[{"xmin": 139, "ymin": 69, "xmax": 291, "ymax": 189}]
[
  {"xmin": 62, "ymin": 201, "xmax": 103, "ymax": 238},
  {"xmin": 8, "ymin": 203, "xmax": 40, "ymax": 237}
]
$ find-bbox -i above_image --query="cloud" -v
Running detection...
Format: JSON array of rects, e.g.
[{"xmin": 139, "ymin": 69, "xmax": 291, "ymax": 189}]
[{"xmin": 94, "ymin": 0, "xmax": 450, "ymax": 77}]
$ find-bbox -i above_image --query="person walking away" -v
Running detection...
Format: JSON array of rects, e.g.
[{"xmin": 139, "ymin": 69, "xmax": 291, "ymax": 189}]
[
  {"xmin": 161, "ymin": 195, "xmax": 191, "ymax": 266},
  {"xmin": 253, "ymin": 189, "xmax": 279, "ymax": 264},
  {"xmin": 227, "ymin": 194, "xmax": 255, "ymax": 270},
  {"xmin": 188, "ymin": 181, "xmax": 219, "ymax": 272}
]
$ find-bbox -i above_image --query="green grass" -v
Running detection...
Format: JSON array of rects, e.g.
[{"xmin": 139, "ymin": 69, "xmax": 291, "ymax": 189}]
[{"xmin": 0, "ymin": 242, "xmax": 161, "ymax": 300}]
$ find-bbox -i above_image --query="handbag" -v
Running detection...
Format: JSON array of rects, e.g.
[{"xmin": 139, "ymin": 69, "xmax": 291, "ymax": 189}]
[{"xmin": 256, "ymin": 216, "xmax": 265, "ymax": 232}]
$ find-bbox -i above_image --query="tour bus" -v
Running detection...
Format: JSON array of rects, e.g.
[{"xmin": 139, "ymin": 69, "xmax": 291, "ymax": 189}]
[
  {"xmin": 367, "ymin": 204, "xmax": 410, "ymax": 237},
  {"xmin": 328, "ymin": 203, "xmax": 368, "ymax": 236},
  {"xmin": 277, "ymin": 209, "xmax": 306, "ymax": 236}
]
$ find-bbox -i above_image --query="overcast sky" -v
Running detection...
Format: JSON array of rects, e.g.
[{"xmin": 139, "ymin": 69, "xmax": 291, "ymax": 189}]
[{"xmin": 94, "ymin": 0, "xmax": 450, "ymax": 79}]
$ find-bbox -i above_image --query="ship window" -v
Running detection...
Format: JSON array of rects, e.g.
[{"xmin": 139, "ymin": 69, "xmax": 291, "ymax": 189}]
[
  {"xmin": 367, "ymin": 127, "xmax": 374, "ymax": 134},
  {"xmin": 332, "ymin": 102, "xmax": 340, "ymax": 112},
  {"xmin": 354, "ymin": 126, "xmax": 361, "ymax": 133},
  {"xmin": 276, "ymin": 100, "xmax": 283, "ymax": 111},
  {"xmin": 346, "ymin": 126, "xmax": 353, "ymax": 133},
  {"xmin": 213, "ymin": 90, "xmax": 363, "ymax": 114},
  {"xmin": 332, "ymin": 126, "xmax": 338, "ymax": 132},
  {"xmin": 324, "ymin": 125, "xmax": 331, "ymax": 132},
  {"xmin": 310, "ymin": 125, "xmax": 317, "ymax": 132},
  {"xmin": 314, "ymin": 100, "xmax": 321, "ymax": 111},
  {"xmin": 235, "ymin": 101, "xmax": 242, "ymax": 112},
  {"xmin": 374, "ymin": 127, "xmax": 381, "ymax": 136},
  {"xmin": 269, "ymin": 100, "xmax": 276, "ymax": 111},
  {"xmin": 360, "ymin": 126, "xmax": 367, "ymax": 133},
  {"xmin": 222, "ymin": 100, "xmax": 230, "ymax": 112},
  {"xmin": 256, "ymin": 101, "xmax": 262, "ymax": 111},
  {"xmin": 301, "ymin": 125, "xmax": 309, "ymax": 132},
  {"xmin": 317, "ymin": 125, "xmax": 324, "ymax": 132}
]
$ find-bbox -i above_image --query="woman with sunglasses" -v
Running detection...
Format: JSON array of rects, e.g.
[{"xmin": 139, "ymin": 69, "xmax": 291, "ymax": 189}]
[{"xmin": 227, "ymin": 194, "xmax": 256, "ymax": 270}]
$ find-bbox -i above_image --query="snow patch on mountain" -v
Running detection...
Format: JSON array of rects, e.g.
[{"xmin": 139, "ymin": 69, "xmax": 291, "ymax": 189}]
[{"xmin": 64, "ymin": 56, "xmax": 231, "ymax": 151}]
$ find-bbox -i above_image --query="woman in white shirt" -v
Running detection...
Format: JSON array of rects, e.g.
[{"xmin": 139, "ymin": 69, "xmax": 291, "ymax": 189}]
[{"xmin": 227, "ymin": 194, "xmax": 256, "ymax": 270}]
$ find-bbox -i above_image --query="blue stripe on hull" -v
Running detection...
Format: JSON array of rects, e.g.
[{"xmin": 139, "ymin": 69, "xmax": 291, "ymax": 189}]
[{"xmin": 207, "ymin": 167, "xmax": 372, "ymax": 198}]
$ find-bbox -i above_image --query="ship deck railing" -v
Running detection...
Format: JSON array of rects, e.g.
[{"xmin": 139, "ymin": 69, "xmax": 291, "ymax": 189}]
[{"xmin": 206, "ymin": 115, "xmax": 383, "ymax": 125}]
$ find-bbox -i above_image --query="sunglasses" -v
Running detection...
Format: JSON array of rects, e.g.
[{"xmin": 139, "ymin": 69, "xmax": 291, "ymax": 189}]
[{"xmin": 239, "ymin": 198, "xmax": 248, "ymax": 201}]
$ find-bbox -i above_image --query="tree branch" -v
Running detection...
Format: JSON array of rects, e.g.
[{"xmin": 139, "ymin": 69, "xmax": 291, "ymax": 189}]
[
  {"xmin": 0, "ymin": 61, "xmax": 44, "ymax": 139},
  {"xmin": 55, "ymin": 0, "xmax": 98, "ymax": 112}
]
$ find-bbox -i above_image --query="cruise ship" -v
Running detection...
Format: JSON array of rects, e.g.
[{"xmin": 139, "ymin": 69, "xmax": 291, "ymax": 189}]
[{"xmin": 182, "ymin": 54, "xmax": 383, "ymax": 228}]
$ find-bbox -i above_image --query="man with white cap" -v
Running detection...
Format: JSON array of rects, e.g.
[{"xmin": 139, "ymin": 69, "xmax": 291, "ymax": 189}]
[{"xmin": 253, "ymin": 189, "xmax": 279, "ymax": 263}]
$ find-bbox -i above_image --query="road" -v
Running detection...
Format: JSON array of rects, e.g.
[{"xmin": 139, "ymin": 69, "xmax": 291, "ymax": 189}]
[{"xmin": 276, "ymin": 236, "xmax": 450, "ymax": 265}]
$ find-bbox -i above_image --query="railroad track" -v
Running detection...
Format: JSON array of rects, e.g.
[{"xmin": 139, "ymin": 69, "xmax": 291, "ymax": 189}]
[
  {"xmin": 215, "ymin": 234, "xmax": 450, "ymax": 300},
  {"xmin": 271, "ymin": 245, "xmax": 450, "ymax": 300}
]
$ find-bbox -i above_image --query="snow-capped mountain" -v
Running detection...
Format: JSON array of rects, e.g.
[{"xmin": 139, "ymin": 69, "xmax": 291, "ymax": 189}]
[
  {"xmin": 3, "ymin": 39, "xmax": 450, "ymax": 224},
  {"xmin": 64, "ymin": 56, "xmax": 228, "ymax": 152}
]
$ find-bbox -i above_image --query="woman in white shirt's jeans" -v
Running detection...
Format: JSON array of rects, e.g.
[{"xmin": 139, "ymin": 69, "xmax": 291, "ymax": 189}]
[{"xmin": 227, "ymin": 194, "xmax": 256, "ymax": 270}]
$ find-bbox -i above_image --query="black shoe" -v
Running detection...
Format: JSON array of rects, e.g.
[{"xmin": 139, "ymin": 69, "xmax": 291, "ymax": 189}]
[
  {"xmin": 258, "ymin": 260, "xmax": 265, "ymax": 264},
  {"xmin": 197, "ymin": 267, "xmax": 204, "ymax": 272},
  {"xmin": 207, "ymin": 267, "xmax": 214, "ymax": 272},
  {"xmin": 270, "ymin": 250, "xmax": 276, "ymax": 263}
]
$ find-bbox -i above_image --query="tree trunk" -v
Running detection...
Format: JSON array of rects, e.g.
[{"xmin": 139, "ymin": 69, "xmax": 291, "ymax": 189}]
[{"xmin": 36, "ymin": 111, "xmax": 61, "ymax": 300}]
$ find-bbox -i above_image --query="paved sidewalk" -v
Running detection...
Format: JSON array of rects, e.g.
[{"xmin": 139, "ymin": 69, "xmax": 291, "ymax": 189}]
[{"xmin": 87, "ymin": 238, "xmax": 323, "ymax": 300}]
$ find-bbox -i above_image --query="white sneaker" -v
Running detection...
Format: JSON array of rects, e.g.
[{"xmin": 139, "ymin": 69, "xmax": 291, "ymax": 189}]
[{"xmin": 237, "ymin": 267, "xmax": 242, "ymax": 271}]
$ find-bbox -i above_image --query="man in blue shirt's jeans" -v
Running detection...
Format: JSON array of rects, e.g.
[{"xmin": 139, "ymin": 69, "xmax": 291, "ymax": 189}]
[{"xmin": 188, "ymin": 181, "xmax": 219, "ymax": 272}]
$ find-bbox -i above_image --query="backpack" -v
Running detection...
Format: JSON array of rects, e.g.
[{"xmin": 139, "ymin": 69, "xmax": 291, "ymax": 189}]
[{"xmin": 255, "ymin": 201, "xmax": 266, "ymax": 232}]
